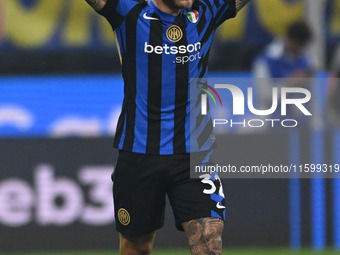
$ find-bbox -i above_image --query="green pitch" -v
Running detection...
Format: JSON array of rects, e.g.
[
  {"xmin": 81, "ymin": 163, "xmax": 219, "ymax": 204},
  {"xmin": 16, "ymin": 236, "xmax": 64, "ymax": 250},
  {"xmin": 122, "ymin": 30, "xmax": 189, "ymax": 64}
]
[{"xmin": 1, "ymin": 249, "xmax": 340, "ymax": 255}]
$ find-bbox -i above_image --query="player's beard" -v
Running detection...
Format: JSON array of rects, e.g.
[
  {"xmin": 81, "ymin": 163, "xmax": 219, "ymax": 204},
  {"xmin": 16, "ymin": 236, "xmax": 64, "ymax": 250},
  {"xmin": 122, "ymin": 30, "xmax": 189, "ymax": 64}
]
[{"xmin": 162, "ymin": 0, "xmax": 194, "ymax": 11}]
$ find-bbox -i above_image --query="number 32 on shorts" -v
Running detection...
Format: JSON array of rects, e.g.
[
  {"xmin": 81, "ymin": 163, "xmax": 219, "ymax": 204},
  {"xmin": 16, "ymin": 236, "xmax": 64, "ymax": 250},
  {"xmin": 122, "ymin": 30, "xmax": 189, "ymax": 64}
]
[{"xmin": 199, "ymin": 174, "xmax": 226, "ymax": 209}]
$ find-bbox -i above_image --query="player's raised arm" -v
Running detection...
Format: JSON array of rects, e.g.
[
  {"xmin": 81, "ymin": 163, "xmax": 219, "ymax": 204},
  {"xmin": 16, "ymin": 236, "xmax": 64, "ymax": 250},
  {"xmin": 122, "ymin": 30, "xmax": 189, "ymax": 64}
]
[
  {"xmin": 85, "ymin": 0, "xmax": 107, "ymax": 12},
  {"xmin": 235, "ymin": 0, "xmax": 252, "ymax": 12}
]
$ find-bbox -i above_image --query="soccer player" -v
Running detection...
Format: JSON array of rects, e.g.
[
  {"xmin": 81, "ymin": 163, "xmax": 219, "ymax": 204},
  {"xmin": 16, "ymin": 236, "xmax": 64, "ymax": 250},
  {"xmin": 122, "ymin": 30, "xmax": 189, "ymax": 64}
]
[{"xmin": 85, "ymin": 0, "xmax": 251, "ymax": 254}]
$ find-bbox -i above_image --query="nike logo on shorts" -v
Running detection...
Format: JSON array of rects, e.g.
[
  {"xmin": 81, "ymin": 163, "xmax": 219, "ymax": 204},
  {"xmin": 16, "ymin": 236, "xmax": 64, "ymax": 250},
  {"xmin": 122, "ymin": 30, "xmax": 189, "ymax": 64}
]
[{"xmin": 216, "ymin": 202, "xmax": 226, "ymax": 209}]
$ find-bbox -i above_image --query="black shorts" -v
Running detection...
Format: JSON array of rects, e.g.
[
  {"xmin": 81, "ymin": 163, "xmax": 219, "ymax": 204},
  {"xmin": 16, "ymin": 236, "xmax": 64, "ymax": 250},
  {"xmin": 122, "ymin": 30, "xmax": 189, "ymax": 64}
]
[{"xmin": 112, "ymin": 150, "xmax": 226, "ymax": 236}]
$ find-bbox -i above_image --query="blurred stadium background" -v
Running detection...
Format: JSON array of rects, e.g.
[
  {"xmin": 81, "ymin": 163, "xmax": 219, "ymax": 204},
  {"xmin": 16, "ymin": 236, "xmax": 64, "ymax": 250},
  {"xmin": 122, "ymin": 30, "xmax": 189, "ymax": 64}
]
[{"xmin": 0, "ymin": 0, "xmax": 340, "ymax": 254}]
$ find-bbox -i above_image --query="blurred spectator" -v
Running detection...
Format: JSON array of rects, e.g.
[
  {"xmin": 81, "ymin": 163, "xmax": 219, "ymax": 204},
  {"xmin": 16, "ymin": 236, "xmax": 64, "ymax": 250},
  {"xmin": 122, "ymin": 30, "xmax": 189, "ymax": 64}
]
[
  {"xmin": 327, "ymin": 45, "xmax": 340, "ymax": 127},
  {"xmin": 252, "ymin": 21, "xmax": 315, "ymax": 125},
  {"xmin": 253, "ymin": 21, "xmax": 314, "ymax": 78}
]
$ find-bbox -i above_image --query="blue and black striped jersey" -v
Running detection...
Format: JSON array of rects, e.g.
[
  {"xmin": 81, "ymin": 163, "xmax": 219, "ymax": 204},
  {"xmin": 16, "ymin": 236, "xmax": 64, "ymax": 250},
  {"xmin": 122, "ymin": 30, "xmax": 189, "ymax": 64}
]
[{"xmin": 99, "ymin": 0, "xmax": 236, "ymax": 154}]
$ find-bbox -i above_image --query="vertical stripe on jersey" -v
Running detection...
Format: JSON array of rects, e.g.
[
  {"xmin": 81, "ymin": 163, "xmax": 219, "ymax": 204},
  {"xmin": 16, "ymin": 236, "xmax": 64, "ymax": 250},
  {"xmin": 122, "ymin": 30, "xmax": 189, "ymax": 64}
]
[
  {"xmin": 174, "ymin": 16, "xmax": 189, "ymax": 154},
  {"xmin": 113, "ymin": 28, "xmax": 126, "ymax": 149},
  {"xmin": 197, "ymin": 115, "xmax": 213, "ymax": 148},
  {"xmin": 133, "ymin": 14, "xmax": 152, "ymax": 153},
  {"xmin": 186, "ymin": 20, "xmax": 200, "ymax": 152},
  {"xmin": 160, "ymin": 41, "xmax": 176, "ymax": 155},
  {"xmin": 146, "ymin": 14, "xmax": 163, "ymax": 154},
  {"xmin": 122, "ymin": 4, "xmax": 145, "ymax": 151},
  {"xmin": 118, "ymin": 113, "xmax": 127, "ymax": 148},
  {"xmin": 117, "ymin": 23, "xmax": 127, "ymax": 58}
]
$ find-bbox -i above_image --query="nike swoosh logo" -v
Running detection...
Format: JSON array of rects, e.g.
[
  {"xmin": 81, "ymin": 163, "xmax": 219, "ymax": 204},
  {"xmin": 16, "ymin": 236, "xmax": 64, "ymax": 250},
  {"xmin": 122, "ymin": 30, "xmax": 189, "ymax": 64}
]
[
  {"xmin": 143, "ymin": 12, "xmax": 159, "ymax": 21},
  {"xmin": 216, "ymin": 202, "xmax": 226, "ymax": 209}
]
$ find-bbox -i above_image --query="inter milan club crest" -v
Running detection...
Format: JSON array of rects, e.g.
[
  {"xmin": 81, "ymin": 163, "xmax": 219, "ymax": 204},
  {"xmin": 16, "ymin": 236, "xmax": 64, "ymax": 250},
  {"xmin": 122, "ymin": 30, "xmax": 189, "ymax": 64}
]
[
  {"xmin": 118, "ymin": 208, "xmax": 130, "ymax": 225},
  {"xmin": 184, "ymin": 10, "xmax": 199, "ymax": 23},
  {"xmin": 166, "ymin": 25, "xmax": 183, "ymax": 42}
]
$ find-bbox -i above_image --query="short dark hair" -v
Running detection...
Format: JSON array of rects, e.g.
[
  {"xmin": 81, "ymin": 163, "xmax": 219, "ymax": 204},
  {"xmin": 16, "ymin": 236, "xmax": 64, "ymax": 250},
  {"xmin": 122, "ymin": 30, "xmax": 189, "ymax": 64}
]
[{"xmin": 287, "ymin": 21, "xmax": 313, "ymax": 46}]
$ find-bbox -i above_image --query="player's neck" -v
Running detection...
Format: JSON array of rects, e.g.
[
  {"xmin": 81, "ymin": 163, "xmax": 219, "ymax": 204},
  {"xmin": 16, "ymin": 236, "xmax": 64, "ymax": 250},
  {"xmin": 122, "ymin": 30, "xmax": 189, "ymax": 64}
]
[{"xmin": 152, "ymin": 0, "xmax": 181, "ymax": 16}]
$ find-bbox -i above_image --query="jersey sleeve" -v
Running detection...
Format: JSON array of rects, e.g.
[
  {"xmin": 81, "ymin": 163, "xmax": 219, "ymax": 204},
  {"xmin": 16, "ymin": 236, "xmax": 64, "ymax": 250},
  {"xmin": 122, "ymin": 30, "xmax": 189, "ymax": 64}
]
[
  {"xmin": 97, "ymin": 0, "xmax": 139, "ymax": 30},
  {"xmin": 211, "ymin": 0, "xmax": 236, "ymax": 27}
]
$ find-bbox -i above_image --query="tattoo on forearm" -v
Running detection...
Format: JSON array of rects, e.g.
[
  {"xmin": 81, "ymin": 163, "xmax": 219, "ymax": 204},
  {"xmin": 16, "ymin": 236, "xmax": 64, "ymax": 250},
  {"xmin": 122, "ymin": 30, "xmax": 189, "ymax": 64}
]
[
  {"xmin": 235, "ymin": 0, "xmax": 252, "ymax": 12},
  {"xmin": 183, "ymin": 218, "xmax": 224, "ymax": 255}
]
